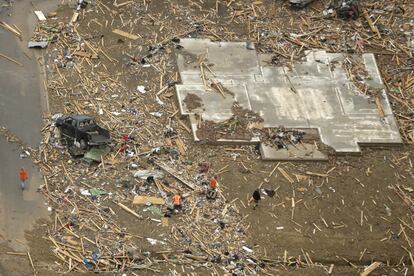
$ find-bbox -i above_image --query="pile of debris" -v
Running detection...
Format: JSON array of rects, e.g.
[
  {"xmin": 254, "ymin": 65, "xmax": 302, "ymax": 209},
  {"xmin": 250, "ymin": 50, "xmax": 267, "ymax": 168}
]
[
  {"xmin": 196, "ymin": 104, "xmax": 264, "ymax": 142},
  {"xmin": 289, "ymin": 0, "xmax": 360, "ymax": 21}
]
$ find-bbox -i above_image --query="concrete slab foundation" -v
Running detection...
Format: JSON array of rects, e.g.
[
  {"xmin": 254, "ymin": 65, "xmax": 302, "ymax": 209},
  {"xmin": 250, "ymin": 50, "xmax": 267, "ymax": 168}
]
[
  {"xmin": 260, "ymin": 144, "xmax": 328, "ymax": 161},
  {"xmin": 175, "ymin": 38, "xmax": 402, "ymax": 160}
]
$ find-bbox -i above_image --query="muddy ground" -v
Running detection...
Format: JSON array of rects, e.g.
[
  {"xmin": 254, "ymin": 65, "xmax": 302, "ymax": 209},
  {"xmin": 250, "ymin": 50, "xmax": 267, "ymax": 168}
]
[{"xmin": 0, "ymin": 0, "xmax": 413, "ymax": 275}]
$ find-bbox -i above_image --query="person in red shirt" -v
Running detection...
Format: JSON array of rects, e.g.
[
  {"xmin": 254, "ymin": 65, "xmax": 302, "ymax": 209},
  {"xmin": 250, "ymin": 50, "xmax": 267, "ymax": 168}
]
[{"xmin": 19, "ymin": 168, "xmax": 28, "ymax": 190}]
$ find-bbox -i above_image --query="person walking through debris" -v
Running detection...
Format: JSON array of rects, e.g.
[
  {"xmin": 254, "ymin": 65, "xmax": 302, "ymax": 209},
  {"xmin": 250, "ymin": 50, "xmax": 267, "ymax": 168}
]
[
  {"xmin": 19, "ymin": 168, "xmax": 28, "ymax": 191},
  {"xmin": 146, "ymin": 176, "xmax": 155, "ymax": 185},
  {"xmin": 252, "ymin": 189, "xmax": 261, "ymax": 209},
  {"xmin": 173, "ymin": 193, "xmax": 182, "ymax": 211},
  {"xmin": 209, "ymin": 176, "xmax": 218, "ymax": 189},
  {"xmin": 207, "ymin": 176, "xmax": 218, "ymax": 199}
]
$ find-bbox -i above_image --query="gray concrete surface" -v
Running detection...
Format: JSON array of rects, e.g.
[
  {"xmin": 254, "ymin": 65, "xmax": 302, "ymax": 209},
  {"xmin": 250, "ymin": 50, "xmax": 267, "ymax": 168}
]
[
  {"xmin": 0, "ymin": 0, "xmax": 57, "ymax": 255},
  {"xmin": 175, "ymin": 38, "xmax": 402, "ymax": 157}
]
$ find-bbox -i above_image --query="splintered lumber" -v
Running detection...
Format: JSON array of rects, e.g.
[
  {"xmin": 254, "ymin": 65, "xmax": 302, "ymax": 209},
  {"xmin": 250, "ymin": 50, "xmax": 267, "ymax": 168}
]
[
  {"xmin": 27, "ymin": 251, "xmax": 36, "ymax": 274},
  {"xmin": 258, "ymin": 163, "xmax": 280, "ymax": 189},
  {"xmin": 360, "ymin": 261, "xmax": 382, "ymax": 276},
  {"xmin": 71, "ymin": 12, "xmax": 79, "ymax": 23},
  {"xmin": 133, "ymin": 195, "xmax": 165, "ymax": 205},
  {"xmin": 175, "ymin": 138, "xmax": 187, "ymax": 155},
  {"xmin": 278, "ymin": 167, "xmax": 294, "ymax": 184},
  {"xmin": 269, "ymin": 162, "xmax": 280, "ymax": 177},
  {"xmin": 362, "ymin": 10, "xmax": 381, "ymax": 39},
  {"xmin": 112, "ymin": 29, "xmax": 139, "ymax": 40},
  {"xmin": 113, "ymin": 0, "xmax": 133, "ymax": 8},
  {"xmin": 5, "ymin": 252, "xmax": 26, "ymax": 256},
  {"xmin": 0, "ymin": 53, "xmax": 23, "ymax": 66},
  {"xmin": 306, "ymin": 171, "xmax": 328, "ymax": 178},
  {"xmin": 115, "ymin": 202, "xmax": 142, "ymax": 219},
  {"xmin": 177, "ymin": 118, "xmax": 191, "ymax": 133},
  {"xmin": 155, "ymin": 161, "xmax": 195, "ymax": 190},
  {"xmin": 0, "ymin": 21, "xmax": 22, "ymax": 38},
  {"xmin": 73, "ymin": 51, "xmax": 98, "ymax": 59}
]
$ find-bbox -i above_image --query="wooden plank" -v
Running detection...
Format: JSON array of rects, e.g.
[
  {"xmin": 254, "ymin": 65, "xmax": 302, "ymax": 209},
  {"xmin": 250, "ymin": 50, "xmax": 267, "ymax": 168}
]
[
  {"xmin": 113, "ymin": 0, "xmax": 133, "ymax": 8},
  {"xmin": 360, "ymin": 261, "xmax": 381, "ymax": 276},
  {"xmin": 0, "ymin": 53, "xmax": 23, "ymax": 66},
  {"xmin": 175, "ymin": 137, "xmax": 186, "ymax": 156},
  {"xmin": 112, "ymin": 29, "xmax": 139, "ymax": 40},
  {"xmin": 115, "ymin": 202, "xmax": 142, "ymax": 219},
  {"xmin": 155, "ymin": 161, "xmax": 195, "ymax": 190},
  {"xmin": 34, "ymin": 11, "xmax": 47, "ymax": 21},
  {"xmin": 177, "ymin": 118, "xmax": 191, "ymax": 134},
  {"xmin": 278, "ymin": 167, "xmax": 294, "ymax": 184},
  {"xmin": 71, "ymin": 12, "xmax": 79, "ymax": 23},
  {"xmin": 133, "ymin": 195, "xmax": 165, "ymax": 205},
  {"xmin": 73, "ymin": 51, "xmax": 98, "ymax": 59},
  {"xmin": 362, "ymin": 10, "xmax": 381, "ymax": 39},
  {"xmin": 0, "ymin": 21, "xmax": 22, "ymax": 38},
  {"xmin": 306, "ymin": 171, "xmax": 329, "ymax": 178}
]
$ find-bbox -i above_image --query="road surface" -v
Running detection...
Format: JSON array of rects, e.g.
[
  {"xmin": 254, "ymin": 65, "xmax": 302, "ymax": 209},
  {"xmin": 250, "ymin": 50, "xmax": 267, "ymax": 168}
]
[{"xmin": 0, "ymin": 0, "xmax": 58, "ymax": 267}]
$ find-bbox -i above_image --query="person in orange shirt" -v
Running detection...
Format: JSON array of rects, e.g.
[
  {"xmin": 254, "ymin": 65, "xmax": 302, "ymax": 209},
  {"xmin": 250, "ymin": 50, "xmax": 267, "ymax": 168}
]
[
  {"xmin": 173, "ymin": 193, "xmax": 182, "ymax": 211},
  {"xmin": 207, "ymin": 176, "xmax": 218, "ymax": 199},
  {"xmin": 19, "ymin": 168, "xmax": 28, "ymax": 191},
  {"xmin": 209, "ymin": 176, "xmax": 218, "ymax": 190}
]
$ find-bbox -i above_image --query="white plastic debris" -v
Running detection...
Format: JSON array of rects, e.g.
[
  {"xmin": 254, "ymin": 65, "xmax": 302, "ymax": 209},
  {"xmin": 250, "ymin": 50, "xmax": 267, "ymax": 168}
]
[
  {"xmin": 149, "ymin": 112, "xmax": 162, "ymax": 117},
  {"xmin": 80, "ymin": 188, "xmax": 91, "ymax": 196},
  {"xmin": 34, "ymin": 11, "xmax": 47, "ymax": 21},
  {"xmin": 155, "ymin": 96, "xmax": 165, "ymax": 105},
  {"xmin": 52, "ymin": 113, "xmax": 63, "ymax": 120},
  {"xmin": 133, "ymin": 170, "xmax": 164, "ymax": 179},
  {"xmin": 137, "ymin": 85, "xmax": 146, "ymax": 94},
  {"xmin": 147, "ymin": 238, "xmax": 166, "ymax": 245},
  {"xmin": 242, "ymin": 246, "xmax": 253, "ymax": 253}
]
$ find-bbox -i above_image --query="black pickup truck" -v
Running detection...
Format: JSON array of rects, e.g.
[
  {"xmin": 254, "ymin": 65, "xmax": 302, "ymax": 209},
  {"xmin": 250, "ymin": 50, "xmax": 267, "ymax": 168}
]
[{"xmin": 56, "ymin": 115, "xmax": 110, "ymax": 154}]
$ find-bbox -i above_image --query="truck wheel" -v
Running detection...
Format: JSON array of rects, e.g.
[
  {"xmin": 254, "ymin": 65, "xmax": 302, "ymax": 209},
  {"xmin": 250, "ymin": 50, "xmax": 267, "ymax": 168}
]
[{"xmin": 64, "ymin": 137, "xmax": 71, "ymax": 145}]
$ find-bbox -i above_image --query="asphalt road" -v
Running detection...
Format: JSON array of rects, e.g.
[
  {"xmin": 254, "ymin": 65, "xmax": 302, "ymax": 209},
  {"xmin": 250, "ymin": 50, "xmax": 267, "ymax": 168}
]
[{"xmin": 0, "ymin": 0, "xmax": 57, "ymax": 254}]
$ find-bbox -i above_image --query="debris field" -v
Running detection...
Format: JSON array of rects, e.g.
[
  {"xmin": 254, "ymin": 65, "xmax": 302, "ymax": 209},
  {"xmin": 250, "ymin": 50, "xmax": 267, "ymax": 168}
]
[{"xmin": 0, "ymin": 0, "xmax": 413, "ymax": 275}]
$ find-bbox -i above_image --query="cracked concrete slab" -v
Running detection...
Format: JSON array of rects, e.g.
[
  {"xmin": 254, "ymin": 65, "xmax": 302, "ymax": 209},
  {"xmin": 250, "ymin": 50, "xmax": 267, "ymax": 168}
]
[{"xmin": 175, "ymin": 38, "xmax": 402, "ymax": 158}]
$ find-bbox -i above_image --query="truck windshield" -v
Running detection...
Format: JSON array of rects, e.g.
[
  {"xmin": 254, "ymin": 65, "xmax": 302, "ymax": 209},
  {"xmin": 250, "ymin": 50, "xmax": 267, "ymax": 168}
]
[{"xmin": 78, "ymin": 120, "xmax": 95, "ymax": 130}]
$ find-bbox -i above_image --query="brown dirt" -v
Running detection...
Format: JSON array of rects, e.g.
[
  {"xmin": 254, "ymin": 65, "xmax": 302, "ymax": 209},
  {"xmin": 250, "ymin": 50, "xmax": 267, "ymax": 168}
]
[
  {"xmin": 214, "ymin": 145, "xmax": 414, "ymax": 274},
  {"xmin": 183, "ymin": 93, "xmax": 203, "ymax": 111}
]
